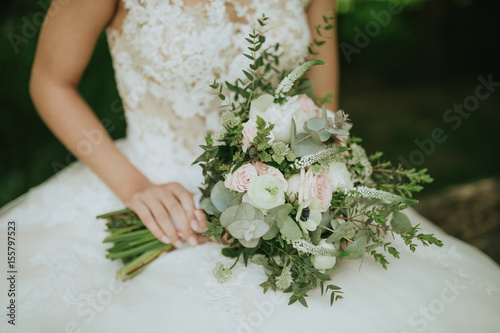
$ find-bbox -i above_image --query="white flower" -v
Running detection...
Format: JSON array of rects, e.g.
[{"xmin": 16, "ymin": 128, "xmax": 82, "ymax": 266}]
[
  {"xmin": 213, "ymin": 262, "xmax": 232, "ymax": 283},
  {"xmin": 251, "ymin": 161, "xmax": 288, "ymax": 192},
  {"xmin": 243, "ymin": 175, "xmax": 285, "ymax": 212},
  {"xmin": 311, "ymin": 240, "xmax": 337, "ymax": 270},
  {"xmin": 327, "ymin": 162, "xmax": 354, "ymax": 192},
  {"xmin": 295, "ymin": 197, "xmax": 323, "ymax": 232},
  {"xmin": 249, "ymin": 94, "xmax": 299, "ymax": 144},
  {"xmin": 275, "ymin": 266, "xmax": 293, "ymax": 290}
]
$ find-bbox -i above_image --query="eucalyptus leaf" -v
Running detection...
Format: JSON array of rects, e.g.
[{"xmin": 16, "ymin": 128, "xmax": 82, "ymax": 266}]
[
  {"xmin": 220, "ymin": 205, "xmax": 238, "ymax": 227},
  {"xmin": 228, "ymin": 193, "xmax": 244, "ymax": 207},
  {"xmin": 320, "ymin": 209, "xmax": 334, "ymax": 228},
  {"xmin": 325, "ymin": 127, "xmax": 349, "ymax": 136},
  {"xmin": 294, "ymin": 136, "xmax": 326, "ymax": 157},
  {"xmin": 210, "ymin": 181, "xmax": 235, "ymax": 212},
  {"xmin": 305, "ymin": 117, "xmax": 331, "ymax": 142},
  {"xmin": 343, "ymin": 231, "xmax": 368, "ymax": 259},
  {"xmin": 238, "ymin": 238, "xmax": 260, "ymax": 248},
  {"xmin": 326, "ymin": 221, "xmax": 355, "ymax": 243},
  {"xmin": 390, "ymin": 212, "xmax": 412, "ymax": 232},
  {"xmin": 310, "ymin": 227, "xmax": 322, "ymax": 245},
  {"xmin": 227, "ymin": 219, "xmax": 269, "ymax": 239},
  {"xmin": 200, "ymin": 197, "xmax": 220, "ymax": 216},
  {"xmin": 236, "ymin": 202, "xmax": 257, "ymax": 220},
  {"xmin": 263, "ymin": 204, "xmax": 292, "ymax": 240},
  {"xmin": 305, "ymin": 125, "xmax": 322, "ymax": 144},
  {"xmin": 279, "ymin": 217, "xmax": 302, "ymax": 240}
]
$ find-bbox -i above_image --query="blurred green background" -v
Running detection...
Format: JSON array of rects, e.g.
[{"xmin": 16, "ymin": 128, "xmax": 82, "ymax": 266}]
[{"xmin": 0, "ymin": 0, "xmax": 499, "ymax": 208}]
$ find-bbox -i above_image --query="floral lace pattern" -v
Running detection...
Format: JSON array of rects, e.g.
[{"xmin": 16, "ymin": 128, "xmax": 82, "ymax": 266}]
[{"xmin": 106, "ymin": 0, "xmax": 311, "ymax": 190}]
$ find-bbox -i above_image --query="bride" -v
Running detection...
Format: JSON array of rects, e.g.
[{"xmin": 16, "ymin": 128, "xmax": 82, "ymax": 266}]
[{"xmin": 1, "ymin": 0, "xmax": 500, "ymax": 332}]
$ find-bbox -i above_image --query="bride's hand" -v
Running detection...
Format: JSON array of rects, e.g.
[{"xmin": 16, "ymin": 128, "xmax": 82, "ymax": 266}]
[{"xmin": 125, "ymin": 182, "xmax": 208, "ymax": 248}]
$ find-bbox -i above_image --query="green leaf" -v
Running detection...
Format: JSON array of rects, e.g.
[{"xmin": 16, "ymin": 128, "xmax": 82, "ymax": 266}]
[
  {"xmin": 243, "ymin": 70, "xmax": 253, "ymax": 81},
  {"xmin": 298, "ymin": 297, "xmax": 308, "ymax": 308},
  {"xmin": 221, "ymin": 247, "xmax": 240, "ymax": 258},
  {"xmin": 220, "ymin": 205, "xmax": 238, "ymax": 227},
  {"xmin": 326, "ymin": 221, "xmax": 355, "ymax": 243},
  {"xmin": 390, "ymin": 212, "xmax": 412, "ymax": 232},
  {"xmin": 200, "ymin": 197, "xmax": 220, "ymax": 216},
  {"xmin": 343, "ymin": 231, "xmax": 368, "ymax": 259},
  {"xmin": 263, "ymin": 204, "xmax": 293, "ymax": 240},
  {"xmin": 278, "ymin": 217, "xmax": 302, "ymax": 240},
  {"xmin": 294, "ymin": 135, "xmax": 326, "ymax": 157},
  {"xmin": 236, "ymin": 202, "xmax": 257, "ymax": 220},
  {"xmin": 305, "ymin": 117, "xmax": 331, "ymax": 142},
  {"xmin": 210, "ymin": 181, "xmax": 235, "ymax": 212},
  {"xmin": 227, "ymin": 219, "xmax": 269, "ymax": 240},
  {"xmin": 228, "ymin": 193, "xmax": 244, "ymax": 207}
]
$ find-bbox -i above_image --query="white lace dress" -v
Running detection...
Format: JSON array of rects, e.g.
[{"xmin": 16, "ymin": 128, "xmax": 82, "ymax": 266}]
[{"xmin": 1, "ymin": 1, "xmax": 500, "ymax": 332}]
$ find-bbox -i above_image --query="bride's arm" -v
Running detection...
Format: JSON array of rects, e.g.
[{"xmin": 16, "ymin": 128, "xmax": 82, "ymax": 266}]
[
  {"xmin": 306, "ymin": 0, "xmax": 339, "ymax": 111},
  {"xmin": 30, "ymin": 0, "xmax": 205, "ymax": 248}
]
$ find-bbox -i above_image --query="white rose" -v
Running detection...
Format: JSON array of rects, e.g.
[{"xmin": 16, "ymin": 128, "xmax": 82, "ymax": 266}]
[
  {"xmin": 242, "ymin": 175, "xmax": 285, "ymax": 212},
  {"xmin": 249, "ymin": 95, "xmax": 299, "ymax": 144},
  {"xmin": 311, "ymin": 240, "xmax": 337, "ymax": 270},
  {"xmin": 328, "ymin": 162, "xmax": 354, "ymax": 192}
]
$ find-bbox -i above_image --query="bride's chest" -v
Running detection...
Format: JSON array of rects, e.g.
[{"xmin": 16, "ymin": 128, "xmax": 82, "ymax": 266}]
[{"xmin": 113, "ymin": 0, "xmax": 311, "ymax": 66}]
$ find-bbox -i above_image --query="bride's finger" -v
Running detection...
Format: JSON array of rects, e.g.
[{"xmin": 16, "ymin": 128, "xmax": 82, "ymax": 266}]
[
  {"xmin": 142, "ymin": 193, "xmax": 183, "ymax": 248},
  {"xmin": 194, "ymin": 209, "xmax": 209, "ymax": 232},
  {"xmin": 170, "ymin": 183, "xmax": 199, "ymax": 232},
  {"xmin": 159, "ymin": 191, "xmax": 197, "ymax": 246},
  {"xmin": 128, "ymin": 200, "xmax": 170, "ymax": 245}
]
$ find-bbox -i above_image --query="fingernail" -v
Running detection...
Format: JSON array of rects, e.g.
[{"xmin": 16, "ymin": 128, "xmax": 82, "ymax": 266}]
[
  {"xmin": 174, "ymin": 240, "xmax": 183, "ymax": 248},
  {"xmin": 188, "ymin": 236, "xmax": 197, "ymax": 246},
  {"xmin": 194, "ymin": 210, "xmax": 204, "ymax": 221},
  {"xmin": 161, "ymin": 235, "xmax": 171, "ymax": 244},
  {"xmin": 191, "ymin": 220, "xmax": 203, "ymax": 233}
]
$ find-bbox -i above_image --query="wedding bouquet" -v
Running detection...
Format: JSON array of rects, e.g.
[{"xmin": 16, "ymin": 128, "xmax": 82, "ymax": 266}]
[{"xmin": 99, "ymin": 15, "xmax": 442, "ymax": 306}]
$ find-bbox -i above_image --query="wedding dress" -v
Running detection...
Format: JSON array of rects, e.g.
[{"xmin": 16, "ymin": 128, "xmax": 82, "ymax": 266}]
[{"xmin": 1, "ymin": 1, "xmax": 500, "ymax": 332}]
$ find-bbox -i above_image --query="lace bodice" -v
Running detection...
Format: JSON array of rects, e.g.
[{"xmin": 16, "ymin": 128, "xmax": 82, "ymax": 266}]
[{"xmin": 106, "ymin": 0, "xmax": 311, "ymax": 190}]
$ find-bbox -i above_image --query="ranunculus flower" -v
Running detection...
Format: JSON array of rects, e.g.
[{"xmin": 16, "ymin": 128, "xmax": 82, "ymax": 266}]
[
  {"xmin": 224, "ymin": 163, "xmax": 258, "ymax": 192},
  {"xmin": 295, "ymin": 198, "xmax": 322, "ymax": 232},
  {"xmin": 251, "ymin": 161, "xmax": 288, "ymax": 192},
  {"xmin": 242, "ymin": 175, "xmax": 285, "ymax": 212},
  {"xmin": 249, "ymin": 94, "xmax": 300, "ymax": 144},
  {"xmin": 327, "ymin": 162, "xmax": 354, "ymax": 192},
  {"xmin": 311, "ymin": 240, "xmax": 337, "ymax": 270},
  {"xmin": 302, "ymin": 168, "xmax": 333, "ymax": 212}
]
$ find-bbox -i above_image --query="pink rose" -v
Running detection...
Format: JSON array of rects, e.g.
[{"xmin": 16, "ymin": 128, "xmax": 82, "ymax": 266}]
[
  {"xmin": 297, "ymin": 95, "xmax": 321, "ymax": 120},
  {"xmin": 302, "ymin": 168, "xmax": 333, "ymax": 212},
  {"xmin": 251, "ymin": 161, "xmax": 288, "ymax": 192},
  {"xmin": 252, "ymin": 161, "xmax": 270, "ymax": 175},
  {"xmin": 224, "ymin": 163, "xmax": 258, "ymax": 192},
  {"xmin": 241, "ymin": 120, "xmax": 259, "ymax": 152},
  {"xmin": 241, "ymin": 120, "xmax": 274, "ymax": 152}
]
